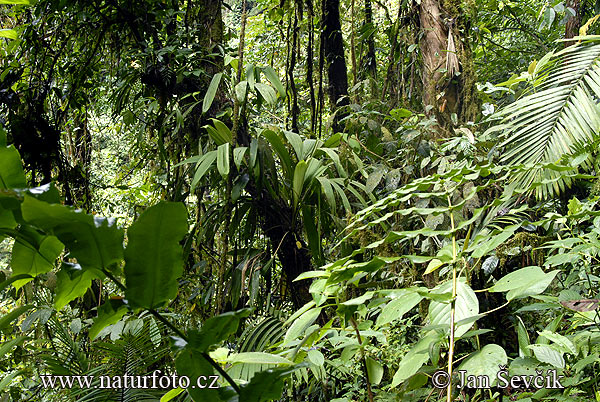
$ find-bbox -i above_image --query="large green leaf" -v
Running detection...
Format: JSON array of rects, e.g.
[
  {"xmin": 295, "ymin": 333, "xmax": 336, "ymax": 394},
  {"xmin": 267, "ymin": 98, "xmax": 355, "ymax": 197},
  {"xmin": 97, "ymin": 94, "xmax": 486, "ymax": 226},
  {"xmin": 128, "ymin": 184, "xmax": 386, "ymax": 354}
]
[
  {"xmin": 11, "ymin": 235, "xmax": 63, "ymax": 289},
  {"xmin": 376, "ymin": 289, "xmax": 423, "ymax": 328},
  {"xmin": 188, "ymin": 309, "xmax": 252, "ymax": 353},
  {"xmin": 457, "ymin": 344, "xmax": 508, "ymax": 386},
  {"xmin": 175, "ymin": 348, "xmax": 222, "ymax": 401},
  {"xmin": 22, "ymin": 196, "xmax": 124, "ymax": 273},
  {"xmin": 429, "ymin": 279, "xmax": 479, "ymax": 337},
  {"xmin": 124, "ymin": 202, "xmax": 188, "ymax": 309},
  {"xmin": 262, "ymin": 66, "xmax": 286, "ymax": 97},
  {"xmin": 238, "ymin": 365, "xmax": 304, "ymax": 402},
  {"xmin": 489, "ymin": 266, "xmax": 559, "ymax": 300},
  {"xmin": 0, "ymin": 146, "xmax": 26, "ymax": 189},
  {"xmin": 391, "ymin": 331, "xmax": 440, "ymax": 387},
  {"xmin": 54, "ymin": 263, "xmax": 98, "ymax": 310},
  {"xmin": 203, "ymin": 73, "xmax": 222, "ymax": 113},
  {"xmin": 89, "ymin": 299, "xmax": 128, "ymax": 339}
]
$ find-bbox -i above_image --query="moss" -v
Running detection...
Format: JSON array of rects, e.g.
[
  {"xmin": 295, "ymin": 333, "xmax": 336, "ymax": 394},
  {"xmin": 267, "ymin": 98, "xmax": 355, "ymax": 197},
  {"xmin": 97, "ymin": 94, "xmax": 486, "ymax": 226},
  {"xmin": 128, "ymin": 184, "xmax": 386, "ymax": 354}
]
[{"xmin": 495, "ymin": 232, "xmax": 548, "ymax": 269}]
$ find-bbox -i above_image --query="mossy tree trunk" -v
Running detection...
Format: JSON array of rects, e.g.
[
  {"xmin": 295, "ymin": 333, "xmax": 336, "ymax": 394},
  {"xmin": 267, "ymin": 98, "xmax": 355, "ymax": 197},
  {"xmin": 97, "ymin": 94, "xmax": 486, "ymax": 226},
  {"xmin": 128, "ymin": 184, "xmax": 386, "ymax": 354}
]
[{"xmin": 419, "ymin": 0, "xmax": 478, "ymax": 130}]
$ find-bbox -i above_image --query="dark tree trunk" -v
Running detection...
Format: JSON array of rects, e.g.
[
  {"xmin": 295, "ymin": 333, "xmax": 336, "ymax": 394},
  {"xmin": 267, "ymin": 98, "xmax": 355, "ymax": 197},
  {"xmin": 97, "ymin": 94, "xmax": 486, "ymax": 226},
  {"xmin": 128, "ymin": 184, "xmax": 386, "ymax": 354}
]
[
  {"xmin": 321, "ymin": 0, "xmax": 349, "ymax": 132},
  {"xmin": 236, "ymin": 121, "xmax": 313, "ymax": 309},
  {"xmin": 565, "ymin": 0, "xmax": 582, "ymax": 44},
  {"xmin": 362, "ymin": 0, "xmax": 377, "ymax": 97}
]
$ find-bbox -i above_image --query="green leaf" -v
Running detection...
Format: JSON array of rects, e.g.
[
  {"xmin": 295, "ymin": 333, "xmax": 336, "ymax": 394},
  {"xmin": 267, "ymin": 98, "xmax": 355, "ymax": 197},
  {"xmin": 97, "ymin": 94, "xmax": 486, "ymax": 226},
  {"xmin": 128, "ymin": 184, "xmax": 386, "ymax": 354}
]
[
  {"xmin": 22, "ymin": 196, "xmax": 124, "ymax": 273},
  {"xmin": 429, "ymin": 279, "xmax": 479, "ymax": 337},
  {"xmin": 160, "ymin": 388, "xmax": 185, "ymax": 402},
  {"xmin": 191, "ymin": 151, "xmax": 218, "ymax": 190},
  {"xmin": 0, "ymin": 336, "xmax": 27, "ymax": 359},
  {"xmin": 493, "ymin": 41, "xmax": 600, "ymax": 198},
  {"xmin": 11, "ymin": 235, "xmax": 63, "ymax": 289},
  {"xmin": 0, "ymin": 0, "xmax": 31, "ymax": 4},
  {"xmin": 489, "ymin": 266, "xmax": 559, "ymax": 300},
  {"xmin": 284, "ymin": 307, "xmax": 320, "ymax": 344},
  {"xmin": 188, "ymin": 309, "xmax": 252, "ymax": 353},
  {"xmin": 235, "ymin": 81, "xmax": 249, "ymax": 103},
  {"xmin": 175, "ymin": 348, "xmax": 221, "ymax": 401},
  {"xmin": 424, "ymin": 258, "xmax": 444, "ymax": 275},
  {"xmin": 537, "ymin": 330, "xmax": 576, "ymax": 354},
  {"xmin": 366, "ymin": 356, "xmax": 384, "ymax": 385},
  {"xmin": 227, "ymin": 352, "xmax": 293, "ymax": 365},
  {"xmin": 254, "ymin": 83, "xmax": 277, "ymax": 105},
  {"xmin": 307, "ymin": 349, "xmax": 325, "ymax": 366},
  {"xmin": 262, "ymin": 129, "xmax": 293, "ymax": 179},
  {"xmin": 54, "ymin": 263, "xmax": 97, "ymax": 310},
  {"xmin": 376, "ymin": 290, "xmax": 423, "ymax": 327},
  {"xmin": 233, "ymin": 146, "xmax": 247, "ymax": 169},
  {"xmin": 89, "ymin": 299, "xmax": 128, "ymax": 339},
  {"xmin": 292, "ymin": 160, "xmax": 308, "ymax": 209},
  {"xmin": 517, "ymin": 316, "xmax": 532, "ymax": 357},
  {"xmin": 20, "ymin": 308, "xmax": 51, "ymax": 332},
  {"xmin": 0, "ymin": 305, "xmax": 33, "ymax": 330},
  {"xmin": 527, "ymin": 344, "xmax": 565, "ymax": 368},
  {"xmin": 262, "ymin": 66, "xmax": 286, "ymax": 97},
  {"xmin": 0, "ymin": 146, "xmax": 26, "ymax": 189},
  {"xmin": 458, "ymin": 344, "xmax": 508, "ymax": 386},
  {"xmin": 124, "ymin": 202, "xmax": 188, "ymax": 309},
  {"xmin": 210, "ymin": 119, "xmax": 233, "ymax": 144},
  {"xmin": 391, "ymin": 332, "xmax": 439, "ymax": 387},
  {"xmin": 217, "ymin": 143, "xmax": 230, "ymax": 178},
  {"xmin": 203, "ymin": 73, "xmax": 222, "ymax": 114},
  {"xmin": 0, "ymin": 29, "xmax": 17, "ymax": 40},
  {"xmin": 238, "ymin": 364, "xmax": 305, "ymax": 402}
]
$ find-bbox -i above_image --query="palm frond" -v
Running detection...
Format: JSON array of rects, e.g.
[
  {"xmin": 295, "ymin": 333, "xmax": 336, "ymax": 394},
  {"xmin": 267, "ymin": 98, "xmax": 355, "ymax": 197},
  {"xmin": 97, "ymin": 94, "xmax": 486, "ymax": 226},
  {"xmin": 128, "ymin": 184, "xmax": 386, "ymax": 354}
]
[{"xmin": 493, "ymin": 37, "xmax": 600, "ymax": 198}]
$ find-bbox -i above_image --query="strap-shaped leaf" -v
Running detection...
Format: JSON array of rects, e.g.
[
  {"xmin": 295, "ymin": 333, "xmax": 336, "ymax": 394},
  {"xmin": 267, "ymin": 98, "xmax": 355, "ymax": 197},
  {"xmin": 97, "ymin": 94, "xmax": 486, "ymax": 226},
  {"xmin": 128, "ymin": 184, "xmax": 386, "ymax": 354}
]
[
  {"xmin": 124, "ymin": 202, "xmax": 188, "ymax": 309},
  {"xmin": 202, "ymin": 73, "xmax": 222, "ymax": 113}
]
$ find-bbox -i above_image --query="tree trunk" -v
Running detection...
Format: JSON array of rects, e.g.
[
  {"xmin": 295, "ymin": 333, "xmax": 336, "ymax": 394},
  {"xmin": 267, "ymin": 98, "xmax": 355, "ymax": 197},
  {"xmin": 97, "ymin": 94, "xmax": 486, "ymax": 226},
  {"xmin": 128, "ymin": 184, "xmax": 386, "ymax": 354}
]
[
  {"xmin": 362, "ymin": 0, "xmax": 377, "ymax": 97},
  {"xmin": 565, "ymin": 0, "xmax": 582, "ymax": 45},
  {"xmin": 419, "ymin": 0, "xmax": 478, "ymax": 130},
  {"xmin": 321, "ymin": 0, "xmax": 349, "ymax": 132}
]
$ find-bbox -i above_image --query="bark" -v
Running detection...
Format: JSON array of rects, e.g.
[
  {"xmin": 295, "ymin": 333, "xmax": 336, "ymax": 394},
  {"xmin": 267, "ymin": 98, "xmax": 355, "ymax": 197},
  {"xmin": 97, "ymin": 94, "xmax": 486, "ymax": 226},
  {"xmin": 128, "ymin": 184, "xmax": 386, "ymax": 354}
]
[
  {"xmin": 565, "ymin": 0, "xmax": 582, "ymax": 45},
  {"xmin": 362, "ymin": 0, "xmax": 377, "ymax": 97},
  {"xmin": 321, "ymin": 0, "xmax": 349, "ymax": 132},
  {"xmin": 306, "ymin": 0, "xmax": 317, "ymax": 133},
  {"xmin": 419, "ymin": 0, "xmax": 478, "ymax": 130}
]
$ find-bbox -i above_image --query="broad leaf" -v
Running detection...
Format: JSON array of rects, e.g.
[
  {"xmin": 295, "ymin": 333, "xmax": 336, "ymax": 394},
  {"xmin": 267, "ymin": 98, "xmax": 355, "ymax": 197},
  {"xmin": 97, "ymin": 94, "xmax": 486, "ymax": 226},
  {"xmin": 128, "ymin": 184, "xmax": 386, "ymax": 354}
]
[
  {"xmin": 188, "ymin": 309, "xmax": 252, "ymax": 353},
  {"xmin": 489, "ymin": 266, "xmax": 559, "ymax": 300},
  {"xmin": 0, "ymin": 146, "xmax": 26, "ymax": 189},
  {"xmin": 11, "ymin": 235, "xmax": 63, "ymax": 289},
  {"xmin": 89, "ymin": 299, "xmax": 128, "ymax": 339},
  {"xmin": 458, "ymin": 344, "xmax": 508, "ymax": 386},
  {"xmin": 124, "ymin": 202, "xmax": 188, "ymax": 309},
  {"xmin": 22, "ymin": 196, "xmax": 124, "ymax": 273},
  {"xmin": 429, "ymin": 279, "xmax": 479, "ymax": 337}
]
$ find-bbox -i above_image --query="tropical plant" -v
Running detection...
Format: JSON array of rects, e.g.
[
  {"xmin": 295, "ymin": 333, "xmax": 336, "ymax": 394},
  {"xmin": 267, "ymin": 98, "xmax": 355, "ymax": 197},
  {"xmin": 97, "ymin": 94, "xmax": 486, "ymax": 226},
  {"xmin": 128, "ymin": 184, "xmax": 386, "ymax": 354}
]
[{"xmin": 489, "ymin": 36, "xmax": 600, "ymax": 198}]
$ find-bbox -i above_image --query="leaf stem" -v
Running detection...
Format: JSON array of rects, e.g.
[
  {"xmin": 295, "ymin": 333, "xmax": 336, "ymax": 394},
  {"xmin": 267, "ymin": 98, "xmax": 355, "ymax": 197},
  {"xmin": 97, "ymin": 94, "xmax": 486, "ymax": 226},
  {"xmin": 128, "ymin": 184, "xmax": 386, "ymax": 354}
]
[{"xmin": 447, "ymin": 195, "xmax": 457, "ymax": 402}]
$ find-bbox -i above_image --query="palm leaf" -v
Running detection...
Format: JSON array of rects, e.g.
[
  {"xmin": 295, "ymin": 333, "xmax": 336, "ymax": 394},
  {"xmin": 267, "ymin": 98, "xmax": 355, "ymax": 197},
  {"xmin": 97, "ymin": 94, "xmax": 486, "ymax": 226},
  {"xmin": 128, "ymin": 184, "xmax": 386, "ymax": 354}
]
[{"xmin": 493, "ymin": 37, "xmax": 600, "ymax": 198}]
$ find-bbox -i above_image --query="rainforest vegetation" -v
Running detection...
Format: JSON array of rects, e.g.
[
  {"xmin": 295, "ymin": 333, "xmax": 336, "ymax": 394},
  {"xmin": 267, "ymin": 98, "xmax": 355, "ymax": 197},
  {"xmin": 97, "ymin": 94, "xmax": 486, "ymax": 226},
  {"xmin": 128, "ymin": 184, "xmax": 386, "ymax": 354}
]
[{"xmin": 2, "ymin": 0, "xmax": 600, "ymax": 400}]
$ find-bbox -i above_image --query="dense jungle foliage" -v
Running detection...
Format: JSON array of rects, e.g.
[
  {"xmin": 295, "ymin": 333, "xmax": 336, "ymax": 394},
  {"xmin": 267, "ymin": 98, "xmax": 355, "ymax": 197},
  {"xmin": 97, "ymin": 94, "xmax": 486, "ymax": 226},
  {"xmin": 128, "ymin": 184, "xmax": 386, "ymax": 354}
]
[{"xmin": 2, "ymin": 0, "xmax": 600, "ymax": 401}]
